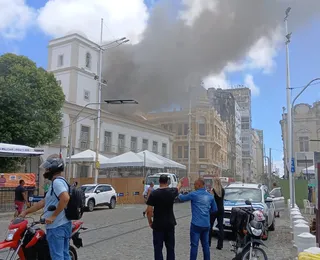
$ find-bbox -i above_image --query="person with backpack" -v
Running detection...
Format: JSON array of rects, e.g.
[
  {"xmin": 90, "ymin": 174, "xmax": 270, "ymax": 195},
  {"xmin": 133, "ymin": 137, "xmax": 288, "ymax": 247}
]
[{"xmin": 19, "ymin": 157, "xmax": 80, "ymax": 260}]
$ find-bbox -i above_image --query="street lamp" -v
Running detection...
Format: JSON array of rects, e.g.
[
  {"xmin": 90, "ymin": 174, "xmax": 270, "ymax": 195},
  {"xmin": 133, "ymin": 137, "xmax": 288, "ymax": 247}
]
[{"xmin": 290, "ymin": 77, "xmax": 320, "ymax": 206}]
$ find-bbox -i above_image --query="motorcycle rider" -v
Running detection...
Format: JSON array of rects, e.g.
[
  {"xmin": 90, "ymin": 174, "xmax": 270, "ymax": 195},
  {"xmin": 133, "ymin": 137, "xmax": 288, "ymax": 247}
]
[{"xmin": 19, "ymin": 157, "xmax": 71, "ymax": 260}]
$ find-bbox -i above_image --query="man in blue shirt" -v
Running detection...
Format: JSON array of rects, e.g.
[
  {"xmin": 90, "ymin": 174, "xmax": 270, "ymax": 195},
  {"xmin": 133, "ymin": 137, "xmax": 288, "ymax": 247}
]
[{"xmin": 178, "ymin": 178, "xmax": 217, "ymax": 260}]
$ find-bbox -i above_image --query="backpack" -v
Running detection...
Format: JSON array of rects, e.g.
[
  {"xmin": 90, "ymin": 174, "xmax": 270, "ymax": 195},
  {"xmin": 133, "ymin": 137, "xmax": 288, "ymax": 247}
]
[{"xmin": 51, "ymin": 177, "xmax": 85, "ymax": 220}]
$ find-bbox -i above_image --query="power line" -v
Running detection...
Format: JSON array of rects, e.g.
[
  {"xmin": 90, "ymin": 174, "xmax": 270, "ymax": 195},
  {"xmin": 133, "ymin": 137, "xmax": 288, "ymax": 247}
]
[{"xmin": 291, "ymin": 81, "xmax": 320, "ymax": 90}]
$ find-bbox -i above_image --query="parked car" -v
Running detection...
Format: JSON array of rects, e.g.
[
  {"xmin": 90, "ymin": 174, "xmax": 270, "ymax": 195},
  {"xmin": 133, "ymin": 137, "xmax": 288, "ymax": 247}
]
[
  {"xmin": 81, "ymin": 184, "xmax": 117, "ymax": 212},
  {"xmin": 213, "ymin": 183, "xmax": 279, "ymax": 236},
  {"xmin": 269, "ymin": 187, "xmax": 285, "ymax": 217}
]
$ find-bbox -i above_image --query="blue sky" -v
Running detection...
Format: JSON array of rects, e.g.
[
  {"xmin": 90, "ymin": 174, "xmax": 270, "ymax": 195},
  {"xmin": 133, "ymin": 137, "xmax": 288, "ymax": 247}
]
[{"xmin": 1, "ymin": 0, "xmax": 319, "ymax": 172}]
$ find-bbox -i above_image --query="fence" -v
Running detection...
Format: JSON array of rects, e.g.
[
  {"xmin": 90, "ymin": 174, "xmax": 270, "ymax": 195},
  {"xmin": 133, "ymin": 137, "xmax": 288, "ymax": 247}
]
[
  {"xmin": 0, "ymin": 188, "xmax": 36, "ymax": 212},
  {"xmin": 71, "ymin": 177, "xmax": 145, "ymax": 204},
  {"xmin": 278, "ymin": 179, "xmax": 308, "ymax": 208}
]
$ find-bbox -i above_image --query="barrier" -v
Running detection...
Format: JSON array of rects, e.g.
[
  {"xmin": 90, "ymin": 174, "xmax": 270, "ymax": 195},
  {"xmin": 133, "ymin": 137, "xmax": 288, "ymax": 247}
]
[
  {"xmin": 297, "ymin": 233, "xmax": 317, "ymax": 253},
  {"xmin": 294, "ymin": 224, "xmax": 310, "ymax": 247}
]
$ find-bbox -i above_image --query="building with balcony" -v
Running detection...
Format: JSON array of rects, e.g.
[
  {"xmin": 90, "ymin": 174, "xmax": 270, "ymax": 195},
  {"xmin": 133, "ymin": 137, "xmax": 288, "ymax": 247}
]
[
  {"xmin": 146, "ymin": 93, "xmax": 228, "ymax": 184},
  {"xmin": 252, "ymin": 129, "xmax": 264, "ymax": 182},
  {"xmin": 42, "ymin": 32, "xmax": 174, "ymax": 179},
  {"xmin": 235, "ymin": 102, "xmax": 242, "ymax": 180},
  {"xmin": 280, "ymin": 102, "xmax": 320, "ymax": 178}
]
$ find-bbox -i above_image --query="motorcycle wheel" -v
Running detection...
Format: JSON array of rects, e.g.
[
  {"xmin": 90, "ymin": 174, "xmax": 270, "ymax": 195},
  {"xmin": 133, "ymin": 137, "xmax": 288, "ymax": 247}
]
[
  {"xmin": 69, "ymin": 245, "xmax": 78, "ymax": 260},
  {"xmin": 241, "ymin": 247, "xmax": 268, "ymax": 260}
]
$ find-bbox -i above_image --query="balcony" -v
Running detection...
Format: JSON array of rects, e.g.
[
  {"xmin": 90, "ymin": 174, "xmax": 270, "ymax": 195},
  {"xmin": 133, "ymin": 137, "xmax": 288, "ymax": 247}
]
[{"xmin": 79, "ymin": 139, "xmax": 90, "ymax": 150}]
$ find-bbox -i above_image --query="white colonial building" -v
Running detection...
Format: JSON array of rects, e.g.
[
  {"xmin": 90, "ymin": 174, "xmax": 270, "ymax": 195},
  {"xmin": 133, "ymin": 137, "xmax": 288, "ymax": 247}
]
[{"xmin": 42, "ymin": 32, "xmax": 173, "ymax": 179}]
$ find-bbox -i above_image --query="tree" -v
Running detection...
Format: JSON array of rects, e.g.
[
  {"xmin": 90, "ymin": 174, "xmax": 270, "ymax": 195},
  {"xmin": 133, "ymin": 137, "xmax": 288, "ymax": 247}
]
[{"xmin": 0, "ymin": 54, "xmax": 65, "ymax": 171}]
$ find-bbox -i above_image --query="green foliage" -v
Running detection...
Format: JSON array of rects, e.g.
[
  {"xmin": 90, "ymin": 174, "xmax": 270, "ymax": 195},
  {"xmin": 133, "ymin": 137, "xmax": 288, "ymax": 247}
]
[{"xmin": 0, "ymin": 53, "xmax": 65, "ymax": 171}]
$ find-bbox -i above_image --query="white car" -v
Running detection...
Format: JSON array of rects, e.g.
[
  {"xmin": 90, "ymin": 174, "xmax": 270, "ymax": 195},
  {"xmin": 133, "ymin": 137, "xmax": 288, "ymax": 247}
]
[
  {"xmin": 81, "ymin": 184, "xmax": 117, "ymax": 212},
  {"xmin": 213, "ymin": 183, "xmax": 283, "ymax": 234}
]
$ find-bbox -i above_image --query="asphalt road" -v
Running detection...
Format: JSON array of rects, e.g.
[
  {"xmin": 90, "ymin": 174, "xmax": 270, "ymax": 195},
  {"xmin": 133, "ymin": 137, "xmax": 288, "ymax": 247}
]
[{"xmin": 0, "ymin": 203, "xmax": 297, "ymax": 259}]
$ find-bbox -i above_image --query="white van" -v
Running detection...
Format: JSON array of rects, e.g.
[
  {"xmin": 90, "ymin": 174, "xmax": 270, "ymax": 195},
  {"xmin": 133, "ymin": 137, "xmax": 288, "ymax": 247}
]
[{"xmin": 143, "ymin": 173, "xmax": 178, "ymax": 197}]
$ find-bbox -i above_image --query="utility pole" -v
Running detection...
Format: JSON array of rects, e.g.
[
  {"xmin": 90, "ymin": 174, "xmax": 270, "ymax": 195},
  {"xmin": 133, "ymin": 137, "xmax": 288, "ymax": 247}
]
[
  {"xmin": 188, "ymin": 88, "xmax": 192, "ymax": 179},
  {"xmin": 269, "ymin": 148, "xmax": 272, "ymax": 189},
  {"xmin": 284, "ymin": 7, "xmax": 294, "ymax": 208}
]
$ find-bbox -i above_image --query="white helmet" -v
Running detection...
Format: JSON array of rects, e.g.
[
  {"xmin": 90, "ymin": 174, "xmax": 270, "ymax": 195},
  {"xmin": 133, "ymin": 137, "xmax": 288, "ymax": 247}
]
[{"xmin": 253, "ymin": 210, "xmax": 265, "ymax": 222}]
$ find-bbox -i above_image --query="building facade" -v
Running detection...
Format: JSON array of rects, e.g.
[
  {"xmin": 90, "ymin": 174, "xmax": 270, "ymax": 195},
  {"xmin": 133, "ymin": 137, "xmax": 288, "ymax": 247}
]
[
  {"xmin": 235, "ymin": 102, "xmax": 242, "ymax": 180},
  {"xmin": 251, "ymin": 129, "xmax": 264, "ymax": 182},
  {"xmin": 43, "ymin": 33, "xmax": 174, "ymax": 180},
  {"xmin": 280, "ymin": 102, "xmax": 320, "ymax": 178},
  {"xmin": 207, "ymin": 88, "xmax": 237, "ymax": 177},
  {"xmin": 146, "ymin": 96, "xmax": 228, "ymax": 184},
  {"xmin": 224, "ymin": 88, "xmax": 253, "ymax": 182}
]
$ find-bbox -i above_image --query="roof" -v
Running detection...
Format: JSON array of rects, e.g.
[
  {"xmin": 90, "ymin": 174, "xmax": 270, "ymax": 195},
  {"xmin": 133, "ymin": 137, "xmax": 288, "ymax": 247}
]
[
  {"xmin": 81, "ymin": 184, "xmax": 111, "ymax": 186},
  {"xmin": 66, "ymin": 149, "xmax": 109, "ymax": 163},
  {"xmin": 148, "ymin": 173, "xmax": 175, "ymax": 177},
  {"xmin": 226, "ymin": 183, "xmax": 261, "ymax": 189},
  {"xmin": 0, "ymin": 143, "xmax": 44, "ymax": 157}
]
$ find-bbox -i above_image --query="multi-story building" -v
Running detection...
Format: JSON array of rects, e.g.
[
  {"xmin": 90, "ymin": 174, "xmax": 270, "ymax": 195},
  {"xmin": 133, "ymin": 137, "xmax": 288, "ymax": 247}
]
[
  {"xmin": 43, "ymin": 33, "xmax": 174, "ymax": 180},
  {"xmin": 224, "ymin": 88, "xmax": 253, "ymax": 182},
  {"xmin": 146, "ymin": 92, "xmax": 228, "ymax": 184},
  {"xmin": 207, "ymin": 88, "xmax": 240, "ymax": 179},
  {"xmin": 235, "ymin": 102, "xmax": 242, "ymax": 180},
  {"xmin": 280, "ymin": 102, "xmax": 320, "ymax": 178},
  {"xmin": 252, "ymin": 129, "xmax": 264, "ymax": 182}
]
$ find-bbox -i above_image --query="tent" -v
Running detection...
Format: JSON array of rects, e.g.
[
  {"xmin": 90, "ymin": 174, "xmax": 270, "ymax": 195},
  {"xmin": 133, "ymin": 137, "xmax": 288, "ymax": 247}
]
[
  {"xmin": 138, "ymin": 150, "xmax": 186, "ymax": 170},
  {"xmin": 0, "ymin": 143, "xmax": 44, "ymax": 157},
  {"xmin": 66, "ymin": 149, "xmax": 109, "ymax": 163},
  {"xmin": 302, "ymin": 165, "xmax": 315, "ymax": 174},
  {"xmin": 100, "ymin": 151, "xmax": 164, "ymax": 169}
]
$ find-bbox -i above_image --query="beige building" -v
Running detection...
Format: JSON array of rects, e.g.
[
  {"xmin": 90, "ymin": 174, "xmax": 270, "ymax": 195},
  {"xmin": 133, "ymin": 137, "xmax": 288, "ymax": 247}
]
[
  {"xmin": 147, "ymin": 96, "xmax": 228, "ymax": 184},
  {"xmin": 280, "ymin": 102, "xmax": 320, "ymax": 177},
  {"xmin": 251, "ymin": 129, "xmax": 264, "ymax": 182}
]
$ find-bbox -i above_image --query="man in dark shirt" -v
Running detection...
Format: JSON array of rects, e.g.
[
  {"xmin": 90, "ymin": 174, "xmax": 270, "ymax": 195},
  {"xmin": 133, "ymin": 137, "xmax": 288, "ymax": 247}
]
[
  {"xmin": 146, "ymin": 175, "xmax": 182, "ymax": 260},
  {"xmin": 14, "ymin": 180, "xmax": 29, "ymax": 217}
]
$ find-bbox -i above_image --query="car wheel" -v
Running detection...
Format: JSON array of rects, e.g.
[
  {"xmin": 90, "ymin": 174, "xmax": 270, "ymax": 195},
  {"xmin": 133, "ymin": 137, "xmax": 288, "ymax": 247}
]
[
  {"xmin": 88, "ymin": 199, "xmax": 95, "ymax": 212},
  {"xmin": 109, "ymin": 197, "xmax": 116, "ymax": 209},
  {"xmin": 269, "ymin": 218, "xmax": 275, "ymax": 231}
]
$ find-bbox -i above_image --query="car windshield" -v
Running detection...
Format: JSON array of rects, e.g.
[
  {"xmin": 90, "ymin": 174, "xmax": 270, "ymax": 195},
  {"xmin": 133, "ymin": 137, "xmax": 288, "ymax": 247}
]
[
  {"xmin": 224, "ymin": 188, "xmax": 262, "ymax": 203},
  {"xmin": 81, "ymin": 186, "xmax": 96, "ymax": 193},
  {"xmin": 146, "ymin": 176, "xmax": 160, "ymax": 185}
]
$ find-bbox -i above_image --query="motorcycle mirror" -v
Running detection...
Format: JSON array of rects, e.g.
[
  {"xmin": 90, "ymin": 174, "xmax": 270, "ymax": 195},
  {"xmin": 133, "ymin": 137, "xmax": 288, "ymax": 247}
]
[
  {"xmin": 48, "ymin": 205, "xmax": 56, "ymax": 211},
  {"xmin": 245, "ymin": 200, "xmax": 252, "ymax": 205}
]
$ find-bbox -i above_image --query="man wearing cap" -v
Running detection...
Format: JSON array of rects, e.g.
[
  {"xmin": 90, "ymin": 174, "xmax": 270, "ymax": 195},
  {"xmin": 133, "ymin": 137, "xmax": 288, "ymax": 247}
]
[{"xmin": 146, "ymin": 174, "xmax": 182, "ymax": 260}]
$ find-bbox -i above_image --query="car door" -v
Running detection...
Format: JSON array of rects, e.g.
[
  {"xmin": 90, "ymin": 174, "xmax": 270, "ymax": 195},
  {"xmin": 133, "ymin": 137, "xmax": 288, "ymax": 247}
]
[
  {"xmin": 263, "ymin": 186, "xmax": 274, "ymax": 227},
  {"xmin": 94, "ymin": 185, "xmax": 104, "ymax": 205},
  {"xmin": 270, "ymin": 187, "xmax": 285, "ymax": 212},
  {"xmin": 103, "ymin": 185, "xmax": 113, "ymax": 204}
]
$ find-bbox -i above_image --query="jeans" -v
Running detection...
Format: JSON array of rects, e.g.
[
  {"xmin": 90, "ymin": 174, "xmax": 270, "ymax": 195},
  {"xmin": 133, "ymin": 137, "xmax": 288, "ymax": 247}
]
[
  {"xmin": 153, "ymin": 229, "xmax": 175, "ymax": 260},
  {"xmin": 209, "ymin": 212, "xmax": 224, "ymax": 248},
  {"xmin": 190, "ymin": 223, "xmax": 210, "ymax": 260},
  {"xmin": 47, "ymin": 222, "xmax": 72, "ymax": 260}
]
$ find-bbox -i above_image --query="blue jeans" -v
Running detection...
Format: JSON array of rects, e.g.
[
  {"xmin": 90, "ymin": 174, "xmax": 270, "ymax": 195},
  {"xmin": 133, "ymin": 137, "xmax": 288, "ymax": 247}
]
[
  {"xmin": 153, "ymin": 229, "xmax": 175, "ymax": 260},
  {"xmin": 190, "ymin": 223, "xmax": 210, "ymax": 260},
  {"xmin": 47, "ymin": 222, "xmax": 72, "ymax": 260}
]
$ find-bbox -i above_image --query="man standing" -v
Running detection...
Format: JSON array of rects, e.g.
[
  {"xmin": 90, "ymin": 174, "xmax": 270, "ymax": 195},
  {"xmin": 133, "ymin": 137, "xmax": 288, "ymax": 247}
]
[
  {"xmin": 146, "ymin": 175, "xmax": 181, "ymax": 260},
  {"xmin": 178, "ymin": 178, "xmax": 217, "ymax": 260},
  {"xmin": 20, "ymin": 157, "xmax": 71, "ymax": 260},
  {"xmin": 143, "ymin": 181, "xmax": 154, "ymax": 217},
  {"xmin": 14, "ymin": 180, "xmax": 30, "ymax": 217}
]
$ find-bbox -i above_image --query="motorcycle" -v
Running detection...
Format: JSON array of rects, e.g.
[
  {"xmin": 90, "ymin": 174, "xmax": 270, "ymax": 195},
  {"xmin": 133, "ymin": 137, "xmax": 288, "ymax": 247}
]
[
  {"xmin": 230, "ymin": 200, "xmax": 268, "ymax": 260},
  {"xmin": 0, "ymin": 205, "xmax": 86, "ymax": 260}
]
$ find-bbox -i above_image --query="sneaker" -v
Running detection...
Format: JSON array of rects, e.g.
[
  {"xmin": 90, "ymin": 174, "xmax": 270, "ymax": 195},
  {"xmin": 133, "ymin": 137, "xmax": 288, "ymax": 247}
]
[{"xmin": 143, "ymin": 211, "xmax": 146, "ymax": 218}]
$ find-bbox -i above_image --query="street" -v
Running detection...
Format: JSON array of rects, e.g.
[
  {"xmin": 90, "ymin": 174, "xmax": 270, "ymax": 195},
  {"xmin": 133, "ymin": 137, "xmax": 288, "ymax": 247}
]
[{"xmin": 0, "ymin": 203, "xmax": 297, "ymax": 260}]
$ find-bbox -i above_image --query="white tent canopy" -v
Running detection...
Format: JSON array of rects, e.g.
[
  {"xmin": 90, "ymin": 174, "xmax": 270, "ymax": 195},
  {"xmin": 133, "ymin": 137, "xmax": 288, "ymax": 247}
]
[
  {"xmin": 302, "ymin": 165, "xmax": 315, "ymax": 174},
  {"xmin": 66, "ymin": 149, "xmax": 109, "ymax": 163},
  {"xmin": 100, "ymin": 151, "xmax": 164, "ymax": 169},
  {"xmin": 0, "ymin": 143, "xmax": 44, "ymax": 157},
  {"xmin": 138, "ymin": 150, "xmax": 186, "ymax": 170}
]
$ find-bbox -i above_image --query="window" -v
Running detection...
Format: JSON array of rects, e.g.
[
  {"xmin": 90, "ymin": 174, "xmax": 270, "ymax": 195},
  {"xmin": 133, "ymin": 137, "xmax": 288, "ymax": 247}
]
[
  {"xmin": 104, "ymin": 131, "xmax": 112, "ymax": 152},
  {"xmin": 57, "ymin": 55, "xmax": 64, "ymax": 67},
  {"xmin": 177, "ymin": 124, "xmax": 183, "ymax": 135},
  {"xmin": 80, "ymin": 125, "xmax": 90, "ymax": 149},
  {"xmin": 224, "ymin": 188, "xmax": 262, "ymax": 203},
  {"xmin": 162, "ymin": 143, "xmax": 167, "ymax": 157},
  {"xmin": 270, "ymin": 188, "xmax": 282, "ymax": 198},
  {"xmin": 118, "ymin": 134, "xmax": 125, "ymax": 153},
  {"xmin": 79, "ymin": 166, "xmax": 89, "ymax": 178},
  {"xmin": 142, "ymin": 139, "xmax": 148, "ymax": 151},
  {"xmin": 184, "ymin": 146, "xmax": 188, "ymax": 158},
  {"xmin": 84, "ymin": 90, "xmax": 90, "ymax": 101},
  {"xmin": 56, "ymin": 80, "xmax": 61, "ymax": 86},
  {"xmin": 199, "ymin": 145, "xmax": 205, "ymax": 158},
  {"xmin": 241, "ymin": 122, "xmax": 249, "ymax": 130},
  {"xmin": 184, "ymin": 124, "xmax": 189, "ymax": 135},
  {"xmin": 178, "ymin": 146, "xmax": 183, "ymax": 158},
  {"xmin": 198, "ymin": 117, "xmax": 206, "ymax": 136},
  {"xmin": 131, "ymin": 137, "xmax": 137, "ymax": 152},
  {"xmin": 299, "ymin": 137, "xmax": 309, "ymax": 152},
  {"xmin": 85, "ymin": 52, "xmax": 92, "ymax": 69},
  {"xmin": 152, "ymin": 141, "xmax": 158, "ymax": 153}
]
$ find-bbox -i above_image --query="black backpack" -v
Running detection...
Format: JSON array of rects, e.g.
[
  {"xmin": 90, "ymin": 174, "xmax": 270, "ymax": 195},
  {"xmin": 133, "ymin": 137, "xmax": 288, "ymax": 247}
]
[{"xmin": 51, "ymin": 178, "xmax": 85, "ymax": 220}]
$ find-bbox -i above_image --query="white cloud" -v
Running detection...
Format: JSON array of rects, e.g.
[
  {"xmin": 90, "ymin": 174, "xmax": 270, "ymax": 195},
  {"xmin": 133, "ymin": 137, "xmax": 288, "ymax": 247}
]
[
  {"xmin": 37, "ymin": 0, "xmax": 149, "ymax": 44},
  {"xmin": 244, "ymin": 74, "xmax": 259, "ymax": 96},
  {"xmin": 273, "ymin": 160, "xmax": 285, "ymax": 177},
  {"xmin": 202, "ymin": 71, "xmax": 230, "ymax": 89},
  {"xmin": 0, "ymin": 0, "xmax": 36, "ymax": 39}
]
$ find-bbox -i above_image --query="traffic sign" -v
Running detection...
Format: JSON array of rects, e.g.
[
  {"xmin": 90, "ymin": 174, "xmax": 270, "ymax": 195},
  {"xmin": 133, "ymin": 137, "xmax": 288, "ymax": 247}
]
[
  {"xmin": 95, "ymin": 161, "xmax": 100, "ymax": 169},
  {"xmin": 291, "ymin": 158, "xmax": 295, "ymax": 173}
]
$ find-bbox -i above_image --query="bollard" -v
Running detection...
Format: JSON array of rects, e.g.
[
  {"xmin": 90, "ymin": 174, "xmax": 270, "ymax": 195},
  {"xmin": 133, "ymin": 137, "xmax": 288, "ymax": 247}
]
[
  {"xmin": 293, "ymin": 219, "xmax": 309, "ymax": 235},
  {"xmin": 294, "ymin": 223, "xmax": 310, "ymax": 247},
  {"xmin": 291, "ymin": 212, "xmax": 303, "ymax": 228},
  {"xmin": 297, "ymin": 232, "xmax": 317, "ymax": 253},
  {"xmin": 304, "ymin": 247, "xmax": 320, "ymax": 254}
]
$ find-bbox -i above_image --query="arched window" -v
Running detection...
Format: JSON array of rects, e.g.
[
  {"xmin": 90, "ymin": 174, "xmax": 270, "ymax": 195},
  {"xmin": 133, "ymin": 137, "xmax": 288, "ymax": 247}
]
[{"xmin": 85, "ymin": 52, "xmax": 92, "ymax": 69}]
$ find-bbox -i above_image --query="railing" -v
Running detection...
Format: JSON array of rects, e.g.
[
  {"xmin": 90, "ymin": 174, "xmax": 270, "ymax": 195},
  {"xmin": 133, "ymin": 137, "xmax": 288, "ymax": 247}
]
[{"xmin": 0, "ymin": 188, "xmax": 36, "ymax": 212}]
